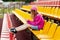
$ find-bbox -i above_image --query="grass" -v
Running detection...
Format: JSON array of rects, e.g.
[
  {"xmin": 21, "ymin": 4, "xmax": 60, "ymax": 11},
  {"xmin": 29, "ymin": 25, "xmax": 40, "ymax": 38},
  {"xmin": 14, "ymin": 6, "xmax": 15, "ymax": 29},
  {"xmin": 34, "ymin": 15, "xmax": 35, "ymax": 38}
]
[
  {"xmin": 0, "ymin": 8, "xmax": 15, "ymax": 18},
  {"xmin": 0, "ymin": 8, "xmax": 12, "ymax": 18},
  {"xmin": 0, "ymin": 14, "xmax": 3, "ymax": 18}
]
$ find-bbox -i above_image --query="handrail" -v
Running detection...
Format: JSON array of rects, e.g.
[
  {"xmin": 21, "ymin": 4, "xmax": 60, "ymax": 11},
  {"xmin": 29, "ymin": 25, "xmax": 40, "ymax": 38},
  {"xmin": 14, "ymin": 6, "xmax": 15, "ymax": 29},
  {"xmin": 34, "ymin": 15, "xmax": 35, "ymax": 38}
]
[{"xmin": 7, "ymin": 14, "xmax": 15, "ymax": 40}]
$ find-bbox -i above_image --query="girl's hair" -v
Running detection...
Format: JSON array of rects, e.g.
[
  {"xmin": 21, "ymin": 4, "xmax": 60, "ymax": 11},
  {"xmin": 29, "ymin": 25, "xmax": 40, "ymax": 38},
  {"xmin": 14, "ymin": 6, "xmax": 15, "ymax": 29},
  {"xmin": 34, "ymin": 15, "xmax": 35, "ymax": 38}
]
[{"xmin": 31, "ymin": 6, "xmax": 37, "ymax": 11}]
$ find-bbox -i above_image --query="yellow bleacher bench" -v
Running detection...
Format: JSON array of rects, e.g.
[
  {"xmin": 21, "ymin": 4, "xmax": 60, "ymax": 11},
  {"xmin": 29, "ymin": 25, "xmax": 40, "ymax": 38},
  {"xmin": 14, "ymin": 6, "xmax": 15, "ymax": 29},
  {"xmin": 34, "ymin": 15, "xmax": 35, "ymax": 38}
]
[
  {"xmin": 41, "ymin": 26, "xmax": 60, "ymax": 40},
  {"xmin": 12, "ymin": 8, "xmax": 60, "ymax": 40}
]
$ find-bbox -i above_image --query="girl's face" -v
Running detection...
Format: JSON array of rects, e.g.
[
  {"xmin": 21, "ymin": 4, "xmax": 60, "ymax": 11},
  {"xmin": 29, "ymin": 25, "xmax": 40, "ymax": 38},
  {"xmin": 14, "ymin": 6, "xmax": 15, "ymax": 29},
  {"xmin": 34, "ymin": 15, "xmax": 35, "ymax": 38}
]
[
  {"xmin": 31, "ymin": 10, "xmax": 35, "ymax": 14},
  {"xmin": 31, "ymin": 10, "xmax": 37, "ymax": 18}
]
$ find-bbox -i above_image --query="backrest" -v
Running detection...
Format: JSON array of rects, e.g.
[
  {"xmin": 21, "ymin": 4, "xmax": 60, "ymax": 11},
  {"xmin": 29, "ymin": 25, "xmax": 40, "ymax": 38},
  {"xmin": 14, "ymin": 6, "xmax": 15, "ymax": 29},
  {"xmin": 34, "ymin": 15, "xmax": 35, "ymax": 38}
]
[
  {"xmin": 48, "ymin": 23, "xmax": 57, "ymax": 37},
  {"xmin": 43, "ymin": 7, "xmax": 47, "ymax": 13},
  {"xmin": 43, "ymin": 21, "xmax": 51, "ymax": 34},
  {"xmin": 54, "ymin": 7, "xmax": 59, "ymax": 16},
  {"xmin": 38, "ymin": 6, "xmax": 44, "ymax": 12},
  {"xmin": 57, "ymin": 8, "xmax": 60, "ymax": 17},
  {"xmin": 45, "ymin": 7, "xmax": 52, "ymax": 14},
  {"xmin": 54, "ymin": 26, "xmax": 60, "ymax": 39},
  {"xmin": 50, "ymin": 7, "xmax": 55, "ymax": 15}
]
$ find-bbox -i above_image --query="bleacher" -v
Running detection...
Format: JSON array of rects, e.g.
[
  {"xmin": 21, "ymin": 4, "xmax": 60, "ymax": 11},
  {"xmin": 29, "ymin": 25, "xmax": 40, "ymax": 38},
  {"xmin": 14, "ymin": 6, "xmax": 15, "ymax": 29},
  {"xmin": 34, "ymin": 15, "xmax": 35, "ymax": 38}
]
[
  {"xmin": 12, "ymin": 5, "xmax": 60, "ymax": 40},
  {"xmin": 20, "ymin": 5, "xmax": 60, "ymax": 20}
]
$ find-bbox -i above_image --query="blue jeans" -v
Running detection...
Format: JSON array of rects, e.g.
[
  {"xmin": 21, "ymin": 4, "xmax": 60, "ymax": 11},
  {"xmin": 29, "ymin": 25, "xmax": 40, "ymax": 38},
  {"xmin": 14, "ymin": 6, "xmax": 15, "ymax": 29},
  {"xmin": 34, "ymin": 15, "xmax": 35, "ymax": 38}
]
[{"xmin": 31, "ymin": 25, "xmax": 38, "ymax": 30}]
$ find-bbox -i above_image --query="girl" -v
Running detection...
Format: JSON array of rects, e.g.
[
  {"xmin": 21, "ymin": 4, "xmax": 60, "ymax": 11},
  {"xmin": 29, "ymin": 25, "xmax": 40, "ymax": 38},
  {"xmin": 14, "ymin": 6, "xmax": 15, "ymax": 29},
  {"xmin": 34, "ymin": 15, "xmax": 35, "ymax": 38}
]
[{"xmin": 10, "ymin": 6, "xmax": 44, "ymax": 33}]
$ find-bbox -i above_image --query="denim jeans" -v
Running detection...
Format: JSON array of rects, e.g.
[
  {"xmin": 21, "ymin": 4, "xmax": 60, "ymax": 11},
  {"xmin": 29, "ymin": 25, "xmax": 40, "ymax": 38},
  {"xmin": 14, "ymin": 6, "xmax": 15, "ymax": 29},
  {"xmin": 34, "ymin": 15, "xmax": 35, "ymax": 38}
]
[{"xmin": 31, "ymin": 25, "xmax": 38, "ymax": 30}]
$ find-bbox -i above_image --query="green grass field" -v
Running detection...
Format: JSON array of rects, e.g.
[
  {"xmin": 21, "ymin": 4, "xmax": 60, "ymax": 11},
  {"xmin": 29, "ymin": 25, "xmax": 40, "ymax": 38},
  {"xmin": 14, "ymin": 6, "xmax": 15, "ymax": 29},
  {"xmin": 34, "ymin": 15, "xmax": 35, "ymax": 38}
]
[
  {"xmin": 0, "ymin": 14, "xmax": 3, "ymax": 18},
  {"xmin": 0, "ymin": 8, "xmax": 14, "ymax": 18}
]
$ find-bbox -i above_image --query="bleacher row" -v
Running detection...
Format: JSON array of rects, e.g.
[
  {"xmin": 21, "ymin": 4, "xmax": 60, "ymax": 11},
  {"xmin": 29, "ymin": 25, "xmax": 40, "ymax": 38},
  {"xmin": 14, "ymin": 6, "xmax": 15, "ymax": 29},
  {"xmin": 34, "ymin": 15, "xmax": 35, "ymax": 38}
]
[
  {"xmin": 12, "ymin": 5, "xmax": 60, "ymax": 40},
  {"xmin": 21, "ymin": 5, "xmax": 60, "ymax": 21}
]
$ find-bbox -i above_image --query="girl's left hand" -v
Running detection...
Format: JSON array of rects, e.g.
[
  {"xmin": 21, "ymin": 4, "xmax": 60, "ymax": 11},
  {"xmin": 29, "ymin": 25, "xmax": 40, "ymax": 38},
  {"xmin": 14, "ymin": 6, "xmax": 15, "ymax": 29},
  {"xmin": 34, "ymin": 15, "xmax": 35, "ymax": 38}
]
[{"xmin": 27, "ymin": 24, "xmax": 31, "ymax": 27}]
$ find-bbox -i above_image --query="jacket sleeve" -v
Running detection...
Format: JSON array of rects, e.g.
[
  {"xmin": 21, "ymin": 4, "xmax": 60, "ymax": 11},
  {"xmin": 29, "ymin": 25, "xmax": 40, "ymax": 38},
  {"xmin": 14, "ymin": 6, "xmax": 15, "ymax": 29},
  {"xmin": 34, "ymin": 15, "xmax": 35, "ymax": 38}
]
[{"xmin": 27, "ymin": 16, "xmax": 42, "ymax": 26}]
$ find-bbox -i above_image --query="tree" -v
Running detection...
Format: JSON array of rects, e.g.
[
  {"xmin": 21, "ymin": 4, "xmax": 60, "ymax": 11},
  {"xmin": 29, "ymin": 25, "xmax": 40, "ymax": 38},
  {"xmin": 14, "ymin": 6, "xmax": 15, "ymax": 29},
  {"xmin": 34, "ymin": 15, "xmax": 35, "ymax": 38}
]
[
  {"xmin": 25, "ymin": 0, "xmax": 36, "ymax": 4},
  {"xmin": 3, "ymin": 0, "xmax": 36, "ymax": 2},
  {"xmin": 3, "ymin": 0, "xmax": 26, "ymax": 2}
]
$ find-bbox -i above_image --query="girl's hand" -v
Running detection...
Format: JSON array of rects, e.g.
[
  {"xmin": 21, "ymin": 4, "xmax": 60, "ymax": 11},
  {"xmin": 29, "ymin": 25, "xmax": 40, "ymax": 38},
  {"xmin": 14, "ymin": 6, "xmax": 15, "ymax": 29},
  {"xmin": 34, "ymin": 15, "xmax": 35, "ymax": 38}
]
[{"xmin": 27, "ymin": 24, "xmax": 31, "ymax": 27}]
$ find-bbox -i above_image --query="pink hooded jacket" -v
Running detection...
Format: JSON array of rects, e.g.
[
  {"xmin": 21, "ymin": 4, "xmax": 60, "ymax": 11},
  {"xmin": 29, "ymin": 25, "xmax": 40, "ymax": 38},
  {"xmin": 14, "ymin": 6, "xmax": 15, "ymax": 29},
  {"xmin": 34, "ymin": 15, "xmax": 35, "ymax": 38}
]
[
  {"xmin": 27, "ymin": 6, "xmax": 44, "ymax": 30},
  {"xmin": 27, "ymin": 14, "xmax": 44, "ymax": 30}
]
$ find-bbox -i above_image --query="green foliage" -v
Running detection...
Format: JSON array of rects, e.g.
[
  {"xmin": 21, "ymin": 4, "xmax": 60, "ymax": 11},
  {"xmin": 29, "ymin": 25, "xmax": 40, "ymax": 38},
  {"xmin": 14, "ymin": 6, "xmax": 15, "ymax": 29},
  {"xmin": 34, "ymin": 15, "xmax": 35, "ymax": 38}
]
[
  {"xmin": 3, "ymin": 0, "xmax": 26, "ymax": 2},
  {"xmin": 3, "ymin": 0, "xmax": 36, "ymax": 2},
  {"xmin": 25, "ymin": 0, "xmax": 36, "ymax": 4}
]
